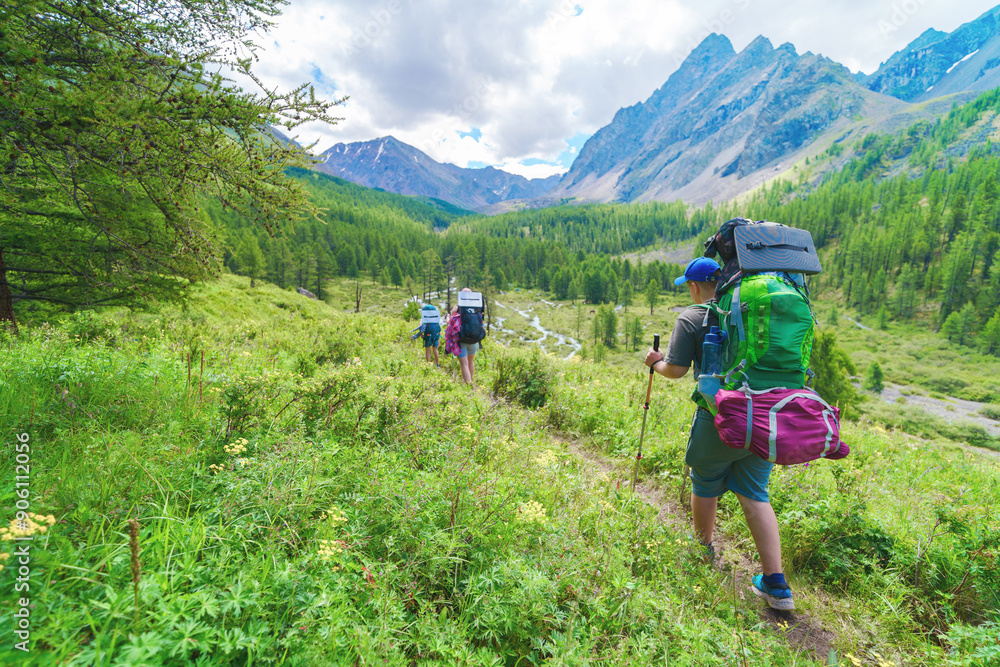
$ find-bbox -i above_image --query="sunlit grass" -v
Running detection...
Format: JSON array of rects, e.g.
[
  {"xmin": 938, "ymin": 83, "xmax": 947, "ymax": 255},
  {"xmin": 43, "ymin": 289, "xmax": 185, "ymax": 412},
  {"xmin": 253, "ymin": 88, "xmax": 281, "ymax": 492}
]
[{"xmin": 0, "ymin": 275, "xmax": 995, "ymax": 665}]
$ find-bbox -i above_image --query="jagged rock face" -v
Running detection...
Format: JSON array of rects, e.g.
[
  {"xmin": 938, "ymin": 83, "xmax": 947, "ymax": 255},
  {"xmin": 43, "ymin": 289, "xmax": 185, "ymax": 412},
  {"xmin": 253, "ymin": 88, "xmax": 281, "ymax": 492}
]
[
  {"xmin": 550, "ymin": 34, "xmax": 897, "ymax": 204},
  {"xmin": 864, "ymin": 7, "xmax": 1000, "ymax": 102},
  {"xmin": 314, "ymin": 136, "xmax": 559, "ymax": 211}
]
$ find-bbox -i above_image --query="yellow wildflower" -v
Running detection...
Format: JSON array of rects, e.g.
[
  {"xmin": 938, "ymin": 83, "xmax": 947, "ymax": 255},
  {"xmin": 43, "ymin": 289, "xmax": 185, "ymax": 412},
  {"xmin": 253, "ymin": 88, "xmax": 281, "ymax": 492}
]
[
  {"xmin": 317, "ymin": 539, "xmax": 347, "ymax": 560},
  {"xmin": 320, "ymin": 507, "xmax": 349, "ymax": 524},
  {"xmin": 533, "ymin": 450, "xmax": 559, "ymax": 468},
  {"xmin": 1, "ymin": 514, "xmax": 53, "ymax": 539},
  {"xmin": 517, "ymin": 500, "xmax": 547, "ymax": 525},
  {"xmin": 224, "ymin": 439, "xmax": 248, "ymax": 456}
]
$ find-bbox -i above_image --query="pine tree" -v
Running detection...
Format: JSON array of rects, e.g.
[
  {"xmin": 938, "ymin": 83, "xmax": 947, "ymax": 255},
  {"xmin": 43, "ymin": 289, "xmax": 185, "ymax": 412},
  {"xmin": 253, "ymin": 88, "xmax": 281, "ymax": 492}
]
[
  {"xmin": 810, "ymin": 331, "xmax": 858, "ymax": 412},
  {"xmin": 583, "ymin": 270, "xmax": 604, "ymax": 305},
  {"xmin": 621, "ymin": 281, "xmax": 633, "ymax": 313},
  {"xmin": 627, "ymin": 316, "xmax": 644, "ymax": 352},
  {"xmin": 567, "ymin": 277, "xmax": 579, "ymax": 306},
  {"xmin": 939, "ymin": 233, "xmax": 975, "ymax": 319},
  {"xmin": 979, "ymin": 307, "xmax": 1000, "ymax": 355},
  {"xmin": 0, "ymin": 0, "xmax": 343, "ymax": 327},
  {"xmin": 388, "ymin": 259, "xmax": 403, "ymax": 287},
  {"xmin": 864, "ymin": 362, "xmax": 885, "ymax": 394},
  {"xmin": 236, "ymin": 236, "xmax": 265, "ymax": 289},
  {"xmin": 894, "ymin": 264, "xmax": 917, "ymax": 319},
  {"xmin": 645, "ymin": 279, "xmax": 660, "ymax": 315}
]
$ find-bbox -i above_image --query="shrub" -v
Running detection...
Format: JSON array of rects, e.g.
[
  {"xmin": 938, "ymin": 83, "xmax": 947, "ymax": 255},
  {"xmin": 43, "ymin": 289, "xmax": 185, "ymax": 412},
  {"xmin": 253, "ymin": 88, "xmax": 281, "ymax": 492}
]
[
  {"xmin": 64, "ymin": 309, "xmax": 114, "ymax": 342},
  {"xmin": 780, "ymin": 497, "xmax": 896, "ymax": 591},
  {"xmin": 402, "ymin": 301, "xmax": 419, "ymax": 320},
  {"xmin": 865, "ymin": 362, "xmax": 885, "ymax": 394},
  {"xmin": 978, "ymin": 404, "xmax": 1000, "ymax": 420},
  {"xmin": 956, "ymin": 385, "xmax": 997, "ymax": 403},
  {"xmin": 926, "ymin": 376, "xmax": 968, "ymax": 395},
  {"xmin": 492, "ymin": 348, "xmax": 553, "ymax": 409},
  {"xmin": 942, "ymin": 621, "xmax": 1000, "ymax": 666},
  {"xmin": 811, "ymin": 330, "xmax": 859, "ymax": 413}
]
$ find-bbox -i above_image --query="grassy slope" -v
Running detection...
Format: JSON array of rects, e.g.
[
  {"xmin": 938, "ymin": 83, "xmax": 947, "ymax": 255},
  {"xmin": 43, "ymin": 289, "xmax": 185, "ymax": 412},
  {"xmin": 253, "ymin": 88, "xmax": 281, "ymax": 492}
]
[{"xmin": 0, "ymin": 276, "xmax": 997, "ymax": 666}]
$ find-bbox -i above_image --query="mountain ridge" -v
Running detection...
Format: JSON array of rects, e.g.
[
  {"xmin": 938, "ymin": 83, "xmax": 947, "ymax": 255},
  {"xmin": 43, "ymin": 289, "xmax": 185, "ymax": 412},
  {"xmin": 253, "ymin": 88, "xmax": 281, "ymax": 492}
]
[
  {"xmin": 315, "ymin": 4, "xmax": 1000, "ymax": 211},
  {"xmin": 313, "ymin": 136, "xmax": 559, "ymax": 212},
  {"xmin": 546, "ymin": 33, "xmax": 906, "ymax": 206},
  {"xmin": 862, "ymin": 5, "xmax": 1000, "ymax": 101}
]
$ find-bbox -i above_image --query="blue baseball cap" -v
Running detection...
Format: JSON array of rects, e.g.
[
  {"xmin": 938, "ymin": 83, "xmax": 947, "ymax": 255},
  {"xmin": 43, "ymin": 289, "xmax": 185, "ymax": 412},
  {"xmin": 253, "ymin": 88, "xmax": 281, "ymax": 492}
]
[{"xmin": 673, "ymin": 257, "xmax": 721, "ymax": 285}]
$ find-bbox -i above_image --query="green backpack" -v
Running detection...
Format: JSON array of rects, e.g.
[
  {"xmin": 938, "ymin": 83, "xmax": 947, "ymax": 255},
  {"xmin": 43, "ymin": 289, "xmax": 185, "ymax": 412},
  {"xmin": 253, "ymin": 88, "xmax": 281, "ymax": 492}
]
[
  {"xmin": 715, "ymin": 272, "xmax": 815, "ymax": 390},
  {"xmin": 698, "ymin": 218, "xmax": 820, "ymax": 391}
]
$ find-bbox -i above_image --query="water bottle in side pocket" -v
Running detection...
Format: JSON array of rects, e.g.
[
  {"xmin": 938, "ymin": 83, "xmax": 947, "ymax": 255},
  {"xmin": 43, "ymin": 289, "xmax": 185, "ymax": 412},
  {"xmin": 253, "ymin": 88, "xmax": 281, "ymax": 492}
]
[{"xmin": 698, "ymin": 326, "xmax": 726, "ymax": 414}]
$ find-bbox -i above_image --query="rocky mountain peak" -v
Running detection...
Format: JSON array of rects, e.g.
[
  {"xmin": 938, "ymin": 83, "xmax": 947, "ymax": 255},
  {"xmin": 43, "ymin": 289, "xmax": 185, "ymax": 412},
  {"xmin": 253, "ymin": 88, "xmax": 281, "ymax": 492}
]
[
  {"xmin": 685, "ymin": 32, "xmax": 736, "ymax": 63},
  {"xmin": 549, "ymin": 32, "xmax": 901, "ymax": 205},
  {"xmin": 864, "ymin": 5, "xmax": 1000, "ymax": 101},
  {"xmin": 315, "ymin": 136, "xmax": 559, "ymax": 211}
]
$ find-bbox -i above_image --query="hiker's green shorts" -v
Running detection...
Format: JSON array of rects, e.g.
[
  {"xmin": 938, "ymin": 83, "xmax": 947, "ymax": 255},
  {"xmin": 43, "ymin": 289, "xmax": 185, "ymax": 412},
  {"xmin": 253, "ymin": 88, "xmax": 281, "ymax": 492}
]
[
  {"xmin": 423, "ymin": 331, "xmax": 440, "ymax": 348},
  {"xmin": 685, "ymin": 408, "xmax": 773, "ymax": 503}
]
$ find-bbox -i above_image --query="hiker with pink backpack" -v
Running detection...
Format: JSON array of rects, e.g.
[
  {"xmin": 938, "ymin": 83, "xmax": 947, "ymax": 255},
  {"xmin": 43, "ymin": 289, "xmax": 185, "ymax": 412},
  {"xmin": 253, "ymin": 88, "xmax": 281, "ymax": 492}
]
[
  {"xmin": 643, "ymin": 218, "xmax": 848, "ymax": 612},
  {"xmin": 445, "ymin": 288, "xmax": 487, "ymax": 385}
]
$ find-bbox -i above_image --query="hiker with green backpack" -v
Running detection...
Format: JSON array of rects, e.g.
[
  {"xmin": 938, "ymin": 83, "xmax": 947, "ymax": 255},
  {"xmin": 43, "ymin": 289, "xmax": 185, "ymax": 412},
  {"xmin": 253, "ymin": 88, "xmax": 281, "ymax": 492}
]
[{"xmin": 643, "ymin": 218, "xmax": 848, "ymax": 612}]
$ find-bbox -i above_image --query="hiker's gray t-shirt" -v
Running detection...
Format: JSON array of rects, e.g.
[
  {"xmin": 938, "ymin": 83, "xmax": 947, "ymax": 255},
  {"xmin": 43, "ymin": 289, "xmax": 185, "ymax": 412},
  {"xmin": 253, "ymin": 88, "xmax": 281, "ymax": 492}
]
[{"xmin": 664, "ymin": 305, "xmax": 716, "ymax": 377}]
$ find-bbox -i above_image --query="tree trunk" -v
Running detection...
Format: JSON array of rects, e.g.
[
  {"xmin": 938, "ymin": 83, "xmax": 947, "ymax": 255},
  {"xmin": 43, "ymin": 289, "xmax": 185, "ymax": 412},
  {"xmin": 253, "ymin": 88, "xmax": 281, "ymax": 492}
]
[{"xmin": 0, "ymin": 247, "xmax": 18, "ymax": 334}]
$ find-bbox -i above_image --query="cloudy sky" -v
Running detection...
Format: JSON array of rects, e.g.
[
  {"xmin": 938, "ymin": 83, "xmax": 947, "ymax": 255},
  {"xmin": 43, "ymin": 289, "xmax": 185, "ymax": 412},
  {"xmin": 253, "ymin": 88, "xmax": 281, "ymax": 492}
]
[{"xmin": 250, "ymin": 0, "xmax": 1000, "ymax": 178}]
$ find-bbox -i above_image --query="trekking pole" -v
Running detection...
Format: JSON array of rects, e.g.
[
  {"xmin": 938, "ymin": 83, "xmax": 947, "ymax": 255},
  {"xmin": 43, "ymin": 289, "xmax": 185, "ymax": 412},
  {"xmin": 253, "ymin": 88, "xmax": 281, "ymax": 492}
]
[{"xmin": 632, "ymin": 334, "xmax": 659, "ymax": 493}]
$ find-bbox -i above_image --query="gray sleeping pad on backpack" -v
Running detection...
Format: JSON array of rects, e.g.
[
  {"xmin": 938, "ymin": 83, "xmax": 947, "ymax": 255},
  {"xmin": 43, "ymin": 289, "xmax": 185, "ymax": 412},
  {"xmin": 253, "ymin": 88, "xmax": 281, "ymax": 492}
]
[{"xmin": 734, "ymin": 223, "xmax": 821, "ymax": 275}]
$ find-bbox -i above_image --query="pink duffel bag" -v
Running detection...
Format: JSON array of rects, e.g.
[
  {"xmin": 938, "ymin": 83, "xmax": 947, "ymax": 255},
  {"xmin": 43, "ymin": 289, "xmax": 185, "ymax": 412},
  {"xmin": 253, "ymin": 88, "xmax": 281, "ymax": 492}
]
[{"xmin": 714, "ymin": 386, "xmax": 849, "ymax": 465}]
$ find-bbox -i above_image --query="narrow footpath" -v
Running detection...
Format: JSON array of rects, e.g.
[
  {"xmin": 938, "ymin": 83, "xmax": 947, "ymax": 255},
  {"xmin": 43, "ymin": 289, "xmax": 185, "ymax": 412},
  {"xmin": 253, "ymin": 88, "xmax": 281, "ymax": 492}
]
[{"xmin": 557, "ymin": 433, "xmax": 839, "ymax": 662}]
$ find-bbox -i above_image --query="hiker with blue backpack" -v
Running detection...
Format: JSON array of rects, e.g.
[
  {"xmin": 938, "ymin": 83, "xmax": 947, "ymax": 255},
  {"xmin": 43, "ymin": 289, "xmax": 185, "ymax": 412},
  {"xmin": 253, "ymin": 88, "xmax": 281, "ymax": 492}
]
[
  {"xmin": 445, "ymin": 288, "xmax": 487, "ymax": 385},
  {"xmin": 643, "ymin": 218, "xmax": 849, "ymax": 612},
  {"xmin": 417, "ymin": 304, "xmax": 442, "ymax": 367}
]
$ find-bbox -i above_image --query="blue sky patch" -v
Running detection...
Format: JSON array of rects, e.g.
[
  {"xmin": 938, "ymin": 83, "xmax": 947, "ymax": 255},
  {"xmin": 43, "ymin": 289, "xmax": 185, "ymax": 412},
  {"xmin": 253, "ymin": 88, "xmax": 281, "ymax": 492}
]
[
  {"xmin": 557, "ymin": 132, "xmax": 591, "ymax": 167},
  {"xmin": 309, "ymin": 65, "xmax": 338, "ymax": 96}
]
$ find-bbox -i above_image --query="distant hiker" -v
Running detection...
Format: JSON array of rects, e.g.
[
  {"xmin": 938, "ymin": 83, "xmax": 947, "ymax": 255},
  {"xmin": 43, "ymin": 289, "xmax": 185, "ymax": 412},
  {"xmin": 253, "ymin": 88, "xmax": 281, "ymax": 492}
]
[
  {"xmin": 644, "ymin": 256, "xmax": 795, "ymax": 611},
  {"xmin": 419, "ymin": 304, "xmax": 442, "ymax": 367},
  {"xmin": 447, "ymin": 288, "xmax": 486, "ymax": 385}
]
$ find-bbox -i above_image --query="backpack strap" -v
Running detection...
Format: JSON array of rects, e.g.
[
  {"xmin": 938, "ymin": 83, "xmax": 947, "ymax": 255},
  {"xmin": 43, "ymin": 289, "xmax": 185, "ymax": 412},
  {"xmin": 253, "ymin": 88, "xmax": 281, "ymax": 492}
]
[
  {"xmin": 731, "ymin": 281, "xmax": 746, "ymax": 345},
  {"xmin": 745, "ymin": 241, "xmax": 810, "ymax": 253},
  {"xmin": 690, "ymin": 302, "xmax": 713, "ymax": 327},
  {"xmin": 693, "ymin": 300, "xmax": 749, "ymax": 386},
  {"xmin": 744, "ymin": 392, "xmax": 753, "ymax": 450}
]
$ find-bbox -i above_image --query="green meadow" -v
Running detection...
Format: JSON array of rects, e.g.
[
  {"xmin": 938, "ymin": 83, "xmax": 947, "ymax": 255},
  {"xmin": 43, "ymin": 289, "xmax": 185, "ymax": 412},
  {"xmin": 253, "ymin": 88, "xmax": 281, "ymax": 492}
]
[{"xmin": 0, "ymin": 275, "xmax": 997, "ymax": 666}]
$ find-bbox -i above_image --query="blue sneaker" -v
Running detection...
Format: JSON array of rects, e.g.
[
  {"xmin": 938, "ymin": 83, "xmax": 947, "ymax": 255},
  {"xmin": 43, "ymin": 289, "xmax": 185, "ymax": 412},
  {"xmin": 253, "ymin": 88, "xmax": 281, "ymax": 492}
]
[{"xmin": 752, "ymin": 574, "xmax": 795, "ymax": 610}]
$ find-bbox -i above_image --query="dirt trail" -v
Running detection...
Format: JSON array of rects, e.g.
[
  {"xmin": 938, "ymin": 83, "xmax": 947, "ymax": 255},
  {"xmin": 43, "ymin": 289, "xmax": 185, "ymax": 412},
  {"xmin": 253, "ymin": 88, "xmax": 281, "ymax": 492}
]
[{"xmin": 560, "ymin": 436, "xmax": 837, "ymax": 662}]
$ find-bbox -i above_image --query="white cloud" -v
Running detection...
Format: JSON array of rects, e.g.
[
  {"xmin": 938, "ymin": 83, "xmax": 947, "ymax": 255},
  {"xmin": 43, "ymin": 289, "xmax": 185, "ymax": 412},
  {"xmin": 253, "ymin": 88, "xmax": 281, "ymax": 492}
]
[
  {"xmin": 248, "ymin": 0, "xmax": 1000, "ymax": 175},
  {"xmin": 499, "ymin": 162, "xmax": 568, "ymax": 179}
]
